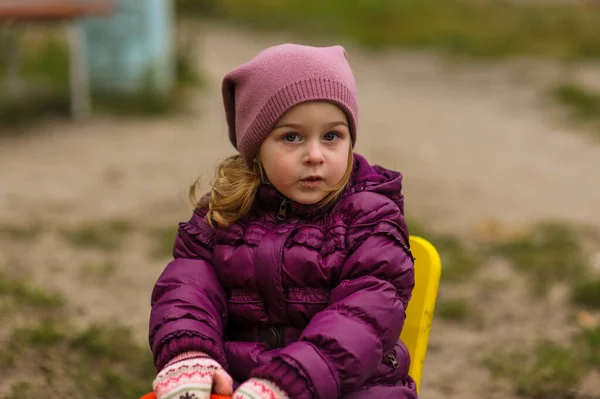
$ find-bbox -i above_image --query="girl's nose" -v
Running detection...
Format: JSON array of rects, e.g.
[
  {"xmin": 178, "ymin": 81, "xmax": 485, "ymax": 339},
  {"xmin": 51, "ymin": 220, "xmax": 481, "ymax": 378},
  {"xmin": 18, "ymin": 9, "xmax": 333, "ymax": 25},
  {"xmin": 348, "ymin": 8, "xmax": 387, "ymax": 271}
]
[{"xmin": 304, "ymin": 142, "xmax": 325, "ymax": 165}]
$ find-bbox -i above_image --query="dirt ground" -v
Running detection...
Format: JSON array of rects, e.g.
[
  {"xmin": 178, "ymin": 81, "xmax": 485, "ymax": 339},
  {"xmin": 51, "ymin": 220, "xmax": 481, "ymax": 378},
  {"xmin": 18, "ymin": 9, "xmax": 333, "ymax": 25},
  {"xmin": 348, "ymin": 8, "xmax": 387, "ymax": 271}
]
[{"xmin": 1, "ymin": 22, "xmax": 600, "ymax": 398}]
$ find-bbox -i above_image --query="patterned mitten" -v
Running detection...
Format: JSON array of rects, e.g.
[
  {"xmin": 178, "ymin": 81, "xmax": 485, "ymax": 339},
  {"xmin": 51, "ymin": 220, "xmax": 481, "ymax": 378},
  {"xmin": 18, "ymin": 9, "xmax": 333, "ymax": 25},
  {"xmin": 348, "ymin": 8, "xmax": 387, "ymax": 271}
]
[
  {"xmin": 233, "ymin": 378, "xmax": 290, "ymax": 399},
  {"xmin": 153, "ymin": 351, "xmax": 233, "ymax": 399}
]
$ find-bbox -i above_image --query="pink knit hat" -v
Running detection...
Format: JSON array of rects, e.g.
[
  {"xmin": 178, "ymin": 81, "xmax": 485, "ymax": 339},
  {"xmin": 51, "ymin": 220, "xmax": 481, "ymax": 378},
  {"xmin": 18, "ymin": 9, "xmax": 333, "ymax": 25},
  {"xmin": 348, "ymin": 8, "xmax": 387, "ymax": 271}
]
[{"xmin": 222, "ymin": 43, "xmax": 358, "ymax": 162}]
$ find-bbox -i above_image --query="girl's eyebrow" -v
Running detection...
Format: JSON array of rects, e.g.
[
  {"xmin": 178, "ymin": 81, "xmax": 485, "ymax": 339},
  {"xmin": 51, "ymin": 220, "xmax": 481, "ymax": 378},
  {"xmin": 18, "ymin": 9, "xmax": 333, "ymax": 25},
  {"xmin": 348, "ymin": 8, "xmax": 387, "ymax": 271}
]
[{"xmin": 274, "ymin": 121, "xmax": 349, "ymax": 129}]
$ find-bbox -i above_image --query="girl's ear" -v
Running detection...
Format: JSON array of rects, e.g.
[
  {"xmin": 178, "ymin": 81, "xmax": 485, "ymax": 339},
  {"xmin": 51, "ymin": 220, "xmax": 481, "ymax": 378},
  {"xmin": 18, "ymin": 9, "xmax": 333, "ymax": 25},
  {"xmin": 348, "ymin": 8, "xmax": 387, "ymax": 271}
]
[{"xmin": 253, "ymin": 159, "xmax": 270, "ymax": 185}]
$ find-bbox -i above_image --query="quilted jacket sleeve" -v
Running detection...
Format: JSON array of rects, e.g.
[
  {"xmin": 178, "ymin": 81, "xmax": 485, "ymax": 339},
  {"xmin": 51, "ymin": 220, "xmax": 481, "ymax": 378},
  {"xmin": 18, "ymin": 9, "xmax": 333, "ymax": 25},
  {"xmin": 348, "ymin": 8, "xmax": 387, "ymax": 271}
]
[
  {"xmin": 251, "ymin": 193, "xmax": 415, "ymax": 398},
  {"xmin": 148, "ymin": 208, "xmax": 228, "ymax": 372}
]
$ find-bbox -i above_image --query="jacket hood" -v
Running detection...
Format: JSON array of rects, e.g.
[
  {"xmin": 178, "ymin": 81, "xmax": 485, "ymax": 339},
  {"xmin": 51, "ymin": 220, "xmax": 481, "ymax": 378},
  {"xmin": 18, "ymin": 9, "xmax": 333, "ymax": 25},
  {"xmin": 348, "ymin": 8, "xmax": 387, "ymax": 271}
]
[{"xmin": 349, "ymin": 153, "xmax": 405, "ymax": 215}]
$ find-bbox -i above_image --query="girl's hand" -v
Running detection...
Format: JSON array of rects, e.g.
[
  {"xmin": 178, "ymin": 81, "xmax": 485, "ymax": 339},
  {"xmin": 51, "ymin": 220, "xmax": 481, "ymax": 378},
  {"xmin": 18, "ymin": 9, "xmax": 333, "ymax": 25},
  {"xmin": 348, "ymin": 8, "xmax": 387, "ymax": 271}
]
[
  {"xmin": 152, "ymin": 351, "xmax": 234, "ymax": 399},
  {"xmin": 233, "ymin": 378, "xmax": 289, "ymax": 399}
]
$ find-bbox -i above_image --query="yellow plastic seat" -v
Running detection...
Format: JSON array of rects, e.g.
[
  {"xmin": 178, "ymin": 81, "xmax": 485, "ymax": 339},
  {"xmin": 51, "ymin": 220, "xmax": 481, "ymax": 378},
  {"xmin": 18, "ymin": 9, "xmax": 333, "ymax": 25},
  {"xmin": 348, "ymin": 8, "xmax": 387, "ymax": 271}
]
[{"xmin": 400, "ymin": 236, "xmax": 442, "ymax": 393}]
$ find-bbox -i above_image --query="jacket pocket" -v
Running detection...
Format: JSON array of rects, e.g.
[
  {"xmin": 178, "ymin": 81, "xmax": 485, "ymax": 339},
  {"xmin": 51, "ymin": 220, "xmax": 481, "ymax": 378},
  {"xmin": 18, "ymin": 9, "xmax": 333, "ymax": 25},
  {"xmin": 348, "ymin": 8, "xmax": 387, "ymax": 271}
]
[
  {"xmin": 227, "ymin": 291, "xmax": 268, "ymax": 327},
  {"xmin": 285, "ymin": 288, "xmax": 330, "ymax": 327}
]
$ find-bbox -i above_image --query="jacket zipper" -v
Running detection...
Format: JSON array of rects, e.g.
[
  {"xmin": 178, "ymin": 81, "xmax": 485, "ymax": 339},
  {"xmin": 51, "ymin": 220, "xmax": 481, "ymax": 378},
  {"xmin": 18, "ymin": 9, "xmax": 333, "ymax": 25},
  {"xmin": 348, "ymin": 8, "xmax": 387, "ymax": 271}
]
[
  {"xmin": 277, "ymin": 198, "xmax": 288, "ymax": 220},
  {"xmin": 387, "ymin": 353, "xmax": 400, "ymax": 369}
]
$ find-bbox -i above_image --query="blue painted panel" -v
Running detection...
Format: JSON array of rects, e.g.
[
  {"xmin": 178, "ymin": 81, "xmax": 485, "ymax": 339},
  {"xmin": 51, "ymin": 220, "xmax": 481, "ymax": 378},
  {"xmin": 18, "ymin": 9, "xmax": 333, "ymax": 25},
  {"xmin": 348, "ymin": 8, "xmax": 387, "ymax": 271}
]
[{"xmin": 79, "ymin": 0, "xmax": 175, "ymax": 94}]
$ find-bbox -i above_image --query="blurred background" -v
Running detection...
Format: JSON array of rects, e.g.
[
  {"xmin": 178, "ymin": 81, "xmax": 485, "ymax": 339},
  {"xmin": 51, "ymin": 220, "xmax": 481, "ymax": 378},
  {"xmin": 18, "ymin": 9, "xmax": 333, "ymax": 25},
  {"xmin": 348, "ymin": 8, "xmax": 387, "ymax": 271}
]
[{"xmin": 1, "ymin": 0, "xmax": 600, "ymax": 398}]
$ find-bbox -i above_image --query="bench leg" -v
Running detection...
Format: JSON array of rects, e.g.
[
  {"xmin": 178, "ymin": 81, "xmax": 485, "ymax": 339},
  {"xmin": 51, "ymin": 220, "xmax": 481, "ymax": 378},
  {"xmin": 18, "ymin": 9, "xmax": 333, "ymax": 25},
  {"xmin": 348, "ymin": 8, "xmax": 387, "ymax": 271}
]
[{"xmin": 66, "ymin": 22, "xmax": 90, "ymax": 120}]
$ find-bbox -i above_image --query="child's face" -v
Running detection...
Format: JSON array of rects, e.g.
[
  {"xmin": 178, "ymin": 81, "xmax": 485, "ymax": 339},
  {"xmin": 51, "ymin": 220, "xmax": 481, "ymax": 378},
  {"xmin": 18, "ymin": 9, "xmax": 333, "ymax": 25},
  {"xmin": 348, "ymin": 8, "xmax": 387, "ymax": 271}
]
[{"xmin": 258, "ymin": 101, "xmax": 351, "ymax": 205}]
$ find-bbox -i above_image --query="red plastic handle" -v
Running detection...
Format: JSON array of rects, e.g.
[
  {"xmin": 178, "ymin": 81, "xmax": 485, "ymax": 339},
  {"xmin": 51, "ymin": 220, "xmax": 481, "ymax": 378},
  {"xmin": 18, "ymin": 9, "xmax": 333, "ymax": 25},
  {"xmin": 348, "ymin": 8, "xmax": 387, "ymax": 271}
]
[{"xmin": 140, "ymin": 394, "xmax": 231, "ymax": 399}]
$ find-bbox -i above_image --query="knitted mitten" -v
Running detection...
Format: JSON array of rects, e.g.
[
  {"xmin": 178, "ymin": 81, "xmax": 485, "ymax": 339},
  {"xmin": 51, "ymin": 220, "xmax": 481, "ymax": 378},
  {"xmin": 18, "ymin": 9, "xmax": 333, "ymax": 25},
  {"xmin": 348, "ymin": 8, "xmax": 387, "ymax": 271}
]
[
  {"xmin": 233, "ymin": 378, "xmax": 290, "ymax": 399},
  {"xmin": 152, "ymin": 351, "xmax": 233, "ymax": 399}
]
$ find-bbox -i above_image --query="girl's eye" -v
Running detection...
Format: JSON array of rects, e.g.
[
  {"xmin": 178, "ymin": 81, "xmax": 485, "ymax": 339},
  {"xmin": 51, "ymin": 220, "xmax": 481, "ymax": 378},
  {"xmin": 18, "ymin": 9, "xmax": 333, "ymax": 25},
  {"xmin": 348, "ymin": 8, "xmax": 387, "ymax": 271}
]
[
  {"xmin": 283, "ymin": 133, "xmax": 300, "ymax": 142},
  {"xmin": 324, "ymin": 132, "xmax": 340, "ymax": 141}
]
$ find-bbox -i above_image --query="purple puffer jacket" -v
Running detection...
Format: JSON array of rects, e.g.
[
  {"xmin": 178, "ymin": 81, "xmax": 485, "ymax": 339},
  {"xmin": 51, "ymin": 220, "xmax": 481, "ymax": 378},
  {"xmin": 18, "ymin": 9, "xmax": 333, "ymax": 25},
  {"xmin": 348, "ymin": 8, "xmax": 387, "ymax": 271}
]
[{"xmin": 149, "ymin": 153, "xmax": 417, "ymax": 399}]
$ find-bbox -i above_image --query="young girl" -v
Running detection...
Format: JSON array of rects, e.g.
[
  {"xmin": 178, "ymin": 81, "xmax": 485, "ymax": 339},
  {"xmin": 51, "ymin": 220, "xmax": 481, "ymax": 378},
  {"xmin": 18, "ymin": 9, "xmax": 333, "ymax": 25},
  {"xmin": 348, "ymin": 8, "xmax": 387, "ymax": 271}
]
[{"xmin": 149, "ymin": 43, "xmax": 416, "ymax": 399}]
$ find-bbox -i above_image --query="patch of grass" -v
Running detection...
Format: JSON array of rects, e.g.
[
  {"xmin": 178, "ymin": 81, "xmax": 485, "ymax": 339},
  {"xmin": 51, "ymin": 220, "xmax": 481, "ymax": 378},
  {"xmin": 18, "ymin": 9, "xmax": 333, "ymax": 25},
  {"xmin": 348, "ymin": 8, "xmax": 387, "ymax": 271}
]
[
  {"xmin": 482, "ymin": 350, "xmax": 526, "ymax": 379},
  {"xmin": 0, "ymin": 92, "xmax": 71, "ymax": 131},
  {"xmin": 60, "ymin": 219, "xmax": 132, "ymax": 252},
  {"xmin": 582, "ymin": 327, "xmax": 600, "ymax": 367},
  {"xmin": 572, "ymin": 278, "xmax": 600, "ymax": 309},
  {"xmin": 2, "ymin": 322, "xmax": 155, "ymax": 399},
  {"xmin": 176, "ymin": 0, "xmax": 219, "ymax": 16},
  {"xmin": 436, "ymin": 297, "xmax": 471, "ymax": 322},
  {"xmin": 484, "ymin": 327, "xmax": 600, "ymax": 398},
  {"xmin": 516, "ymin": 342, "xmax": 585, "ymax": 399},
  {"xmin": 175, "ymin": 32, "xmax": 205, "ymax": 89},
  {"xmin": 20, "ymin": 36, "xmax": 71, "ymax": 88},
  {"xmin": 11, "ymin": 320, "xmax": 66, "ymax": 347},
  {"xmin": 0, "ymin": 223, "xmax": 42, "ymax": 240},
  {"xmin": 550, "ymin": 82, "xmax": 600, "ymax": 135},
  {"xmin": 72, "ymin": 324, "xmax": 143, "ymax": 363},
  {"xmin": 4, "ymin": 382, "xmax": 35, "ymax": 399},
  {"xmin": 0, "ymin": 272, "xmax": 64, "ymax": 310},
  {"xmin": 489, "ymin": 222, "xmax": 587, "ymax": 296},
  {"xmin": 484, "ymin": 341, "xmax": 586, "ymax": 399},
  {"xmin": 0, "ymin": 274, "xmax": 155, "ymax": 398},
  {"xmin": 576, "ymin": 327, "xmax": 600, "ymax": 369},
  {"xmin": 477, "ymin": 277, "xmax": 510, "ymax": 292},
  {"xmin": 552, "ymin": 82, "xmax": 600, "ymax": 120},
  {"xmin": 408, "ymin": 218, "xmax": 481, "ymax": 283},
  {"xmin": 80, "ymin": 260, "xmax": 119, "ymax": 280},
  {"xmin": 149, "ymin": 225, "xmax": 177, "ymax": 259},
  {"xmin": 0, "ymin": 33, "xmax": 71, "ymax": 130},
  {"xmin": 177, "ymin": 0, "xmax": 600, "ymax": 60}
]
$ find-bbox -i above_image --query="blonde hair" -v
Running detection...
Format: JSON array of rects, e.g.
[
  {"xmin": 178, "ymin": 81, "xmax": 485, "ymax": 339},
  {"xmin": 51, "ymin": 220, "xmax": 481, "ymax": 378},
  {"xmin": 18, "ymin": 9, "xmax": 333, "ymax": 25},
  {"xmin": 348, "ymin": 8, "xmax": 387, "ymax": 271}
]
[{"xmin": 190, "ymin": 147, "xmax": 354, "ymax": 229}]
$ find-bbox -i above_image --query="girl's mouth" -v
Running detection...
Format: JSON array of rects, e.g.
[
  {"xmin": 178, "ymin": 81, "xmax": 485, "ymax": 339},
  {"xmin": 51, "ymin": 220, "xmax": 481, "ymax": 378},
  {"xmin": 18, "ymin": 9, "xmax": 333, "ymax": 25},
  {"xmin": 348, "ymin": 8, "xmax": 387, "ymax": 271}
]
[{"xmin": 299, "ymin": 176, "xmax": 324, "ymax": 188}]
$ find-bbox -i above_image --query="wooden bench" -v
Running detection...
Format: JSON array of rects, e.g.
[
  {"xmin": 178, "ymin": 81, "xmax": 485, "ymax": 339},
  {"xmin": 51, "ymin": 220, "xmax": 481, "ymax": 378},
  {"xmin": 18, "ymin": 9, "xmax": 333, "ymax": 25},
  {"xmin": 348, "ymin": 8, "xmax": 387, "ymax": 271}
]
[{"xmin": 0, "ymin": 1, "xmax": 115, "ymax": 120}]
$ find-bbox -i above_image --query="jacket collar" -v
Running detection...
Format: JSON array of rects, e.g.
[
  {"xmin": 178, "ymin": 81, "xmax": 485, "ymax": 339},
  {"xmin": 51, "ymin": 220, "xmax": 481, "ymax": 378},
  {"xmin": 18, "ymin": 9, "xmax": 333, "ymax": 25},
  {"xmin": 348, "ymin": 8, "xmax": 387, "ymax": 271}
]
[{"xmin": 254, "ymin": 153, "xmax": 404, "ymax": 219}]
